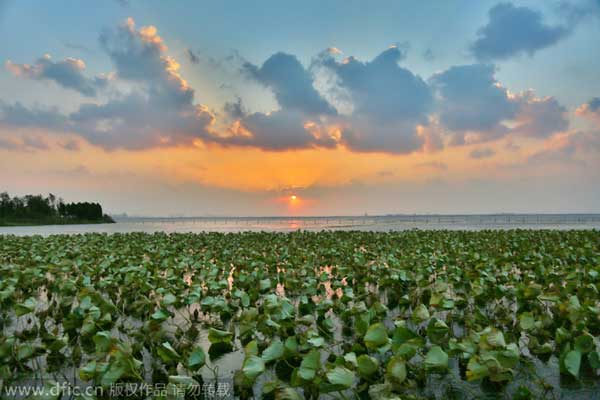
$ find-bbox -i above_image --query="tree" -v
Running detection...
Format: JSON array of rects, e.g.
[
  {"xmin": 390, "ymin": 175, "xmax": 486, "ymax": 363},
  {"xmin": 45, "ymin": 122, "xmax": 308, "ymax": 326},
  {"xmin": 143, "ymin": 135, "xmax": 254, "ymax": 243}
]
[{"xmin": 0, "ymin": 192, "xmax": 109, "ymax": 222}]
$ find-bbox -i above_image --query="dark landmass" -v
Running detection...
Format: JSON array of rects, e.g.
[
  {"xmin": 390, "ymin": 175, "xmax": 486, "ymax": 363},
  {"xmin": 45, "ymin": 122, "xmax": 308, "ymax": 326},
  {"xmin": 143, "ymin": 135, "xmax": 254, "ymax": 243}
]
[{"xmin": 0, "ymin": 192, "xmax": 114, "ymax": 227}]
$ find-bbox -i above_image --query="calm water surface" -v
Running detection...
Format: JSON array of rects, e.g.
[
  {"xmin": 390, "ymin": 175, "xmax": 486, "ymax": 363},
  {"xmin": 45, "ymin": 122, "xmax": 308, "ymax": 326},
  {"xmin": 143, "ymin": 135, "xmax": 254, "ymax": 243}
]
[{"xmin": 1, "ymin": 214, "xmax": 599, "ymax": 236}]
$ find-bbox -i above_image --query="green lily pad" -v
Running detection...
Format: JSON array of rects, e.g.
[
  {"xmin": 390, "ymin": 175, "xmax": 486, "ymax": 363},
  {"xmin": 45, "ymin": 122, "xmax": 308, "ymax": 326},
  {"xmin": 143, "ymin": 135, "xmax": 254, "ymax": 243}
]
[
  {"xmin": 157, "ymin": 341, "xmax": 180, "ymax": 362},
  {"xmin": 15, "ymin": 297, "xmax": 37, "ymax": 316},
  {"xmin": 208, "ymin": 328, "xmax": 233, "ymax": 344},
  {"xmin": 326, "ymin": 366, "xmax": 355, "ymax": 388},
  {"xmin": 262, "ymin": 339, "xmax": 284, "ymax": 362},
  {"xmin": 564, "ymin": 350, "xmax": 581, "ymax": 378},
  {"xmin": 519, "ymin": 312, "xmax": 535, "ymax": 331},
  {"xmin": 357, "ymin": 354, "xmax": 379, "ymax": 377},
  {"xmin": 364, "ymin": 322, "xmax": 388, "ymax": 349},
  {"xmin": 187, "ymin": 347, "xmax": 206, "ymax": 370},
  {"xmin": 242, "ymin": 355, "xmax": 266, "ymax": 380},
  {"xmin": 386, "ymin": 356, "xmax": 407, "ymax": 384},
  {"xmin": 298, "ymin": 349, "xmax": 321, "ymax": 381},
  {"xmin": 425, "ymin": 345, "xmax": 449, "ymax": 371}
]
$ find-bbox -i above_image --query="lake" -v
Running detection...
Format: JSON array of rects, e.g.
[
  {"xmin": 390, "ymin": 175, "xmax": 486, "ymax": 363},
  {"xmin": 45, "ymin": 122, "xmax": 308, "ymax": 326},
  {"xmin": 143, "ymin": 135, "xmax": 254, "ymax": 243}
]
[{"xmin": 1, "ymin": 214, "xmax": 599, "ymax": 236}]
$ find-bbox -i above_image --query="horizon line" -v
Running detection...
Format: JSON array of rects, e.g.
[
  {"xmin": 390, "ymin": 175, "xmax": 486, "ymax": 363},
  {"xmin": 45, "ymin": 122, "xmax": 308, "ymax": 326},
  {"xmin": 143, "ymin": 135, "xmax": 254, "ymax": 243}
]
[{"xmin": 111, "ymin": 212, "xmax": 600, "ymax": 219}]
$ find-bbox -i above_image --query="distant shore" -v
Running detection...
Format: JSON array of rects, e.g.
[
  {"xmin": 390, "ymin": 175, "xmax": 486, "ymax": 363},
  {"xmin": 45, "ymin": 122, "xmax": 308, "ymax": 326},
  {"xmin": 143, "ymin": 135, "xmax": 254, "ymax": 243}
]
[
  {"xmin": 0, "ymin": 215, "xmax": 115, "ymax": 227},
  {"xmin": 1, "ymin": 192, "xmax": 114, "ymax": 227}
]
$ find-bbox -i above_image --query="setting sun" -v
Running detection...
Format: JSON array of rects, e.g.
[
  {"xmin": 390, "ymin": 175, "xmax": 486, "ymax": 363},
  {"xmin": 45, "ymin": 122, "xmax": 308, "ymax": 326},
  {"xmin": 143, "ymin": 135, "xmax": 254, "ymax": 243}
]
[{"xmin": 290, "ymin": 195, "xmax": 297, "ymax": 200}]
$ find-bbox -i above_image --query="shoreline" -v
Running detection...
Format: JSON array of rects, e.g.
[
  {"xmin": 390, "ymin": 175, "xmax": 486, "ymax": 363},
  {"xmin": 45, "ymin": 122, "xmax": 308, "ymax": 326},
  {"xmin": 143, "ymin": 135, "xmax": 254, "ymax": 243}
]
[{"xmin": 0, "ymin": 218, "xmax": 115, "ymax": 227}]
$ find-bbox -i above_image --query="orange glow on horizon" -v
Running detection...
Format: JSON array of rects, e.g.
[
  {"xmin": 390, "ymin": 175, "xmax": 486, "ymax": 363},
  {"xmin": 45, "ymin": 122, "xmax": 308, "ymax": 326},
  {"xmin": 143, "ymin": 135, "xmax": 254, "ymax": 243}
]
[{"xmin": 0, "ymin": 129, "xmax": 536, "ymax": 201}]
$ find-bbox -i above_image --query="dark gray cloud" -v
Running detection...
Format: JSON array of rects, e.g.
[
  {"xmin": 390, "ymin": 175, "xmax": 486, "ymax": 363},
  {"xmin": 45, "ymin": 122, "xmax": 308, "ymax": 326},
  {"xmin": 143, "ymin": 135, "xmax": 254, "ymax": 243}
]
[
  {"xmin": 512, "ymin": 92, "xmax": 568, "ymax": 137},
  {"xmin": 314, "ymin": 47, "xmax": 434, "ymax": 153},
  {"xmin": 577, "ymin": 97, "xmax": 600, "ymax": 120},
  {"xmin": 99, "ymin": 18, "xmax": 194, "ymax": 107},
  {"xmin": 223, "ymin": 97, "xmax": 245, "ymax": 119},
  {"xmin": 430, "ymin": 64, "xmax": 569, "ymax": 144},
  {"xmin": 417, "ymin": 161, "xmax": 448, "ymax": 171},
  {"xmin": 21, "ymin": 135, "xmax": 49, "ymax": 150},
  {"xmin": 186, "ymin": 49, "xmax": 200, "ymax": 64},
  {"xmin": 6, "ymin": 55, "xmax": 107, "ymax": 97},
  {"xmin": 430, "ymin": 64, "xmax": 516, "ymax": 139},
  {"xmin": 377, "ymin": 170, "xmax": 394, "ymax": 177},
  {"xmin": 220, "ymin": 109, "xmax": 336, "ymax": 151},
  {"xmin": 340, "ymin": 119, "xmax": 425, "ymax": 154},
  {"xmin": 423, "ymin": 48, "xmax": 435, "ymax": 62},
  {"xmin": 243, "ymin": 52, "xmax": 336, "ymax": 115},
  {"xmin": 0, "ymin": 101, "xmax": 68, "ymax": 131},
  {"xmin": 319, "ymin": 47, "xmax": 431, "ymax": 123},
  {"xmin": 63, "ymin": 42, "xmax": 92, "ymax": 53},
  {"xmin": 589, "ymin": 97, "xmax": 600, "ymax": 111},
  {"xmin": 558, "ymin": 0, "xmax": 600, "ymax": 24},
  {"xmin": 470, "ymin": 147, "xmax": 496, "ymax": 159},
  {"xmin": 471, "ymin": 2, "xmax": 571, "ymax": 61},
  {"xmin": 0, "ymin": 134, "xmax": 48, "ymax": 151},
  {"xmin": 216, "ymin": 52, "xmax": 340, "ymax": 153},
  {"xmin": 0, "ymin": 137, "xmax": 18, "ymax": 150},
  {"xmin": 197, "ymin": 47, "xmax": 440, "ymax": 154},
  {"xmin": 59, "ymin": 139, "xmax": 80, "ymax": 151},
  {"xmin": 68, "ymin": 92, "xmax": 214, "ymax": 150},
  {"xmin": 70, "ymin": 18, "xmax": 213, "ymax": 149}
]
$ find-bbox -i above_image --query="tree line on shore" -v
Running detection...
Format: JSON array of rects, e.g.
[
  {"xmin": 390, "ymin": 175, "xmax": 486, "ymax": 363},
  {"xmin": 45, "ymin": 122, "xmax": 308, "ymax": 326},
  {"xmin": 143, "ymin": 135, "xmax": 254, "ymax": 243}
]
[{"xmin": 0, "ymin": 192, "xmax": 113, "ymax": 223}]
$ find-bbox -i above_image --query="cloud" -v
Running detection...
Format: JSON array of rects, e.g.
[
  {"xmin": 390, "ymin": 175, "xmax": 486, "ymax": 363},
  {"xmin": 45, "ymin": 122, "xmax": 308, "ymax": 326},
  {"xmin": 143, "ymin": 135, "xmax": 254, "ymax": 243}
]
[
  {"xmin": 212, "ymin": 51, "xmax": 344, "ymax": 153},
  {"xmin": 219, "ymin": 47, "xmax": 441, "ymax": 154},
  {"xmin": 471, "ymin": 2, "xmax": 571, "ymax": 61},
  {"xmin": 186, "ymin": 49, "xmax": 199, "ymax": 64},
  {"xmin": 430, "ymin": 64, "xmax": 569, "ymax": 144},
  {"xmin": 0, "ymin": 137, "xmax": 19, "ymax": 150},
  {"xmin": 423, "ymin": 48, "xmax": 435, "ymax": 62},
  {"xmin": 210, "ymin": 52, "xmax": 340, "ymax": 153},
  {"xmin": 0, "ymin": 134, "xmax": 49, "ymax": 151},
  {"xmin": 0, "ymin": 101, "xmax": 68, "ymax": 131},
  {"xmin": 377, "ymin": 170, "xmax": 394, "ymax": 177},
  {"xmin": 100, "ymin": 18, "xmax": 194, "ymax": 106},
  {"xmin": 430, "ymin": 64, "xmax": 516, "ymax": 141},
  {"xmin": 416, "ymin": 161, "xmax": 448, "ymax": 171},
  {"xmin": 319, "ymin": 47, "xmax": 431, "ymax": 123},
  {"xmin": 218, "ymin": 108, "xmax": 338, "ymax": 151},
  {"xmin": 558, "ymin": 0, "xmax": 600, "ymax": 23},
  {"xmin": 68, "ymin": 92, "xmax": 215, "ymax": 150},
  {"xmin": 528, "ymin": 130, "xmax": 600, "ymax": 164},
  {"xmin": 6, "ymin": 54, "xmax": 107, "ymax": 96},
  {"xmin": 316, "ymin": 47, "xmax": 434, "ymax": 153},
  {"xmin": 71, "ymin": 18, "xmax": 215, "ymax": 149},
  {"xmin": 589, "ymin": 97, "xmax": 600, "ymax": 111},
  {"xmin": 576, "ymin": 97, "xmax": 600, "ymax": 123},
  {"xmin": 1, "ymin": 18, "xmax": 215, "ymax": 150},
  {"xmin": 59, "ymin": 139, "xmax": 80, "ymax": 151},
  {"xmin": 511, "ymin": 91, "xmax": 568, "ymax": 137},
  {"xmin": 63, "ymin": 42, "xmax": 92, "ymax": 53},
  {"xmin": 469, "ymin": 147, "xmax": 496, "ymax": 159},
  {"xmin": 0, "ymin": 18, "xmax": 577, "ymax": 156},
  {"xmin": 242, "ymin": 52, "xmax": 336, "ymax": 115}
]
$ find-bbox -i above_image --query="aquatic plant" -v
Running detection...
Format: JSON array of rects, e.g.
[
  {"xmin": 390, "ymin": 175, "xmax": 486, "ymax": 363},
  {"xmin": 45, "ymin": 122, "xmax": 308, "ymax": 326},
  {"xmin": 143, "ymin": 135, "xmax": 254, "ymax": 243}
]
[{"xmin": 0, "ymin": 230, "xmax": 599, "ymax": 399}]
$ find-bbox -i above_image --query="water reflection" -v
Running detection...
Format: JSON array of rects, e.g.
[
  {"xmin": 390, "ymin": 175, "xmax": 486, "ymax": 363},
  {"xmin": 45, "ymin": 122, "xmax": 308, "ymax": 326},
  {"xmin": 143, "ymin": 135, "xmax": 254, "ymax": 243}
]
[{"xmin": 1, "ymin": 214, "xmax": 600, "ymax": 237}]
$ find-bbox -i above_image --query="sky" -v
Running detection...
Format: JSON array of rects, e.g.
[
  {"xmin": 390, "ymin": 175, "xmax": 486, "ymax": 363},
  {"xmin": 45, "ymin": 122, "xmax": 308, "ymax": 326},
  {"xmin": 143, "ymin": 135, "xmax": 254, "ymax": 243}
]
[{"xmin": 0, "ymin": 0, "xmax": 599, "ymax": 216}]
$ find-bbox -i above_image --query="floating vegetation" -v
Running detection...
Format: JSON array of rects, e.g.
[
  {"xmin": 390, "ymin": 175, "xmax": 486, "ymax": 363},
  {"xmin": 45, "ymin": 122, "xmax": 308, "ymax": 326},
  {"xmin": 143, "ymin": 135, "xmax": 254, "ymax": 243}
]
[{"xmin": 0, "ymin": 230, "xmax": 599, "ymax": 399}]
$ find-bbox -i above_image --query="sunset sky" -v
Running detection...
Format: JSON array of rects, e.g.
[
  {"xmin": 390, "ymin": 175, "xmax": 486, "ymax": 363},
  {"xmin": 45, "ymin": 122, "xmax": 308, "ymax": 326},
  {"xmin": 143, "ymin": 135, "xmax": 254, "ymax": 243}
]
[{"xmin": 1, "ymin": 0, "xmax": 599, "ymax": 216}]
